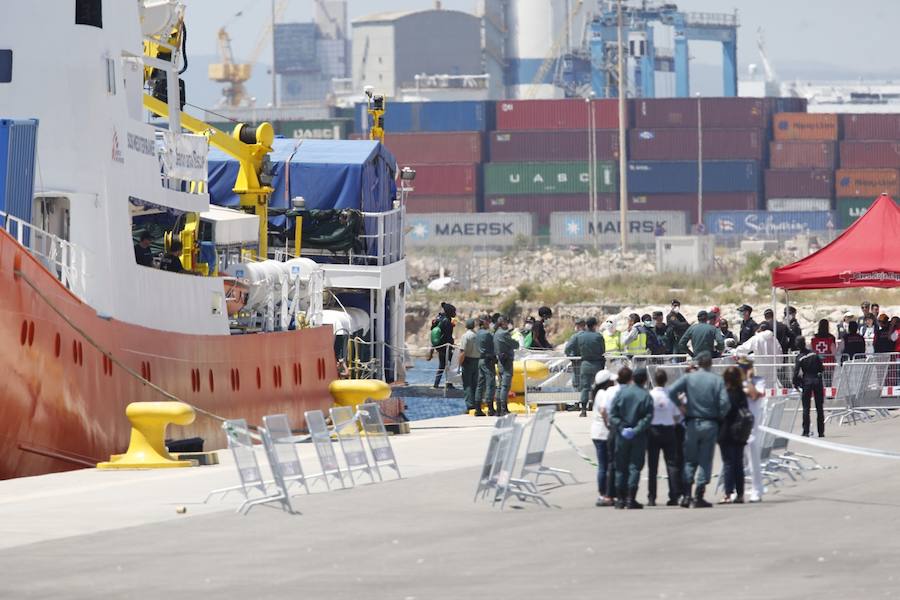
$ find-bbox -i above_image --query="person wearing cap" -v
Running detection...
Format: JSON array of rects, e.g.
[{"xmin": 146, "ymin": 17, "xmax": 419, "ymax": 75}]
[
  {"xmin": 793, "ymin": 336, "xmax": 826, "ymax": 438},
  {"xmin": 475, "ymin": 316, "xmax": 498, "ymax": 416},
  {"xmin": 432, "ymin": 302, "xmax": 457, "ymax": 389},
  {"xmin": 764, "ymin": 308, "xmax": 794, "ymax": 354},
  {"xmin": 709, "ymin": 306, "xmax": 721, "ymax": 328},
  {"xmin": 676, "ymin": 311, "xmax": 724, "ymax": 358},
  {"xmin": 667, "ymin": 351, "xmax": 730, "ymax": 508},
  {"xmin": 572, "ymin": 317, "xmax": 607, "ymax": 417},
  {"xmin": 601, "ymin": 319, "xmax": 622, "ymax": 357},
  {"xmin": 530, "ymin": 306, "xmax": 553, "ymax": 350},
  {"xmin": 652, "ymin": 311, "xmax": 670, "ymax": 353},
  {"xmin": 784, "ymin": 306, "xmax": 803, "ymax": 348},
  {"xmin": 458, "ymin": 318, "xmax": 482, "ymax": 416},
  {"xmin": 621, "ymin": 313, "xmax": 650, "ymax": 357},
  {"xmin": 493, "ymin": 315, "xmax": 519, "ymax": 416},
  {"xmin": 837, "ymin": 311, "xmax": 855, "ymax": 340},
  {"xmin": 565, "ymin": 318, "xmax": 587, "ymax": 393},
  {"xmin": 591, "ymin": 368, "xmax": 619, "ymax": 507},
  {"xmin": 608, "ymin": 366, "xmax": 654, "ymax": 509},
  {"xmin": 738, "ymin": 305, "xmax": 758, "ymax": 345},
  {"xmin": 666, "ymin": 300, "xmax": 689, "ymax": 356},
  {"xmin": 646, "ymin": 369, "xmax": 681, "ymax": 506}
]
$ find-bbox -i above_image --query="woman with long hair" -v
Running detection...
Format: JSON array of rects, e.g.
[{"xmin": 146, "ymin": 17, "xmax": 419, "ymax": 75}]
[{"xmin": 719, "ymin": 366, "xmax": 749, "ymax": 504}]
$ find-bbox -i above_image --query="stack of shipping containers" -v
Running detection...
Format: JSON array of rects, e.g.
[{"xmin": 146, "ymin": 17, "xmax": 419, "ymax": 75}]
[
  {"xmin": 766, "ymin": 113, "xmax": 838, "ymax": 211},
  {"xmin": 836, "ymin": 114, "xmax": 900, "ymax": 227},
  {"xmin": 483, "ymin": 99, "xmax": 619, "ymax": 232},
  {"xmin": 356, "ymin": 101, "xmax": 492, "ymax": 214}
]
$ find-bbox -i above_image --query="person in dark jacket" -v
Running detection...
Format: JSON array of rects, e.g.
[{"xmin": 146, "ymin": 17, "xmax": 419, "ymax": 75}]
[
  {"xmin": 475, "ymin": 316, "xmax": 498, "ymax": 415},
  {"xmin": 841, "ymin": 321, "xmax": 866, "ymax": 362},
  {"xmin": 608, "ymin": 367, "xmax": 654, "ymax": 509},
  {"xmin": 652, "ymin": 311, "xmax": 670, "ymax": 353},
  {"xmin": 874, "ymin": 314, "xmax": 894, "ymax": 355},
  {"xmin": 718, "ymin": 366, "xmax": 749, "ymax": 504},
  {"xmin": 784, "ymin": 306, "xmax": 803, "ymax": 349},
  {"xmin": 433, "ymin": 302, "xmax": 457, "ymax": 389},
  {"xmin": 565, "ymin": 317, "xmax": 586, "ymax": 392},
  {"xmin": 159, "ymin": 240, "xmax": 186, "ymax": 273},
  {"xmin": 676, "ymin": 311, "xmax": 725, "ymax": 357},
  {"xmin": 793, "ymin": 337, "xmax": 825, "ymax": 438},
  {"xmin": 738, "ymin": 304, "xmax": 758, "ymax": 345},
  {"xmin": 530, "ymin": 306, "xmax": 553, "ymax": 350},
  {"xmin": 134, "ymin": 231, "xmax": 154, "ymax": 267},
  {"xmin": 493, "ymin": 315, "xmax": 518, "ymax": 416},
  {"xmin": 718, "ymin": 318, "xmax": 736, "ymax": 342},
  {"xmin": 666, "ymin": 300, "xmax": 689, "ymax": 354},
  {"xmin": 764, "ymin": 308, "xmax": 794, "ymax": 354}
]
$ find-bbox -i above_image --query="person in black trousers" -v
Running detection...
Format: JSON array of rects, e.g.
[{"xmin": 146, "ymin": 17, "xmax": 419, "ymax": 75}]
[
  {"xmin": 793, "ymin": 336, "xmax": 826, "ymax": 437},
  {"xmin": 719, "ymin": 366, "xmax": 749, "ymax": 504},
  {"xmin": 433, "ymin": 302, "xmax": 457, "ymax": 389},
  {"xmin": 646, "ymin": 370, "xmax": 682, "ymax": 506}
]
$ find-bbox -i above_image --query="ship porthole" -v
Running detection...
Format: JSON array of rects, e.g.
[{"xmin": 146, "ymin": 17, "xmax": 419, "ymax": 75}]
[
  {"xmin": 208, "ymin": 369, "xmax": 214, "ymax": 392},
  {"xmin": 20, "ymin": 320, "xmax": 27, "ymax": 346},
  {"xmin": 256, "ymin": 367, "xmax": 262, "ymax": 389},
  {"xmin": 54, "ymin": 333, "xmax": 61, "ymax": 357},
  {"xmin": 27, "ymin": 321, "xmax": 34, "ymax": 346},
  {"xmin": 235, "ymin": 369, "xmax": 241, "ymax": 391},
  {"xmin": 273, "ymin": 366, "xmax": 278, "ymax": 388},
  {"xmin": 72, "ymin": 340, "xmax": 78, "ymax": 363}
]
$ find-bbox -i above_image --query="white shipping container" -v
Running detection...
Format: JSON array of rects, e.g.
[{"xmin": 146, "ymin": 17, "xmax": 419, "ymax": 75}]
[
  {"xmin": 406, "ymin": 213, "xmax": 533, "ymax": 247},
  {"xmin": 549, "ymin": 211, "xmax": 688, "ymax": 247},
  {"xmin": 656, "ymin": 236, "xmax": 715, "ymax": 274},
  {"xmin": 766, "ymin": 198, "xmax": 832, "ymax": 212}
]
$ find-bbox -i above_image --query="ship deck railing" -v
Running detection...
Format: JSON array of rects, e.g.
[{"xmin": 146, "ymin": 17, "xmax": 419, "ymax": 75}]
[
  {"xmin": 298, "ymin": 206, "xmax": 405, "ymax": 268},
  {"xmin": 0, "ymin": 210, "xmax": 87, "ymax": 299}
]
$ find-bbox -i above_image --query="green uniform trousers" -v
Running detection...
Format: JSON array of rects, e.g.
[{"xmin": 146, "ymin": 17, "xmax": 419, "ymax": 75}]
[
  {"xmin": 497, "ymin": 359, "xmax": 514, "ymax": 409},
  {"xmin": 579, "ymin": 360, "xmax": 604, "ymax": 406},
  {"xmin": 614, "ymin": 433, "xmax": 648, "ymax": 491},
  {"xmin": 462, "ymin": 357, "xmax": 480, "ymax": 410},
  {"xmin": 477, "ymin": 358, "xmax": 497, "ymax": 407},
  {"xmin": 683, "ymin": 419, "xmax": 720, "ymax": 487}
]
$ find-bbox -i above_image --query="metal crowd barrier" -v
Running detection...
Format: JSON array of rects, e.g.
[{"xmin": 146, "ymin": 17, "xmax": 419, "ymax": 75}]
[
  {"xmin": 519, "ymin": 406, "xmax": 576, "ymax": 486},
  {"xmin": 474, "ymin": 414, "xmax": 549, "ymax": 510},
  {"xmin": 305, "ymin": 409, "xmax": 349, "ymax": 490},
  {"xmin": 359, "ymin": 402, "xmax": 402, "ymax": 480},
  {"xmin": 330, "ymin": 406, "xmax": 379, "ymax": 485}
]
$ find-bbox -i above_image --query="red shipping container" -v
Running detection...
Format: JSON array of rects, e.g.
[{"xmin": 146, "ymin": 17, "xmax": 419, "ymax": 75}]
[
  {"xmin": 769, "ymin": 141, "xmax": 837, "ymax": 169},
  {"xmin": 841, "ymin": 114, "xmax": 900, "ymax": 140},
  {"xmin": 495, "ymin": 99, "xmax": 621, "ymax": 131},
  {"xmin": 629, "ymin": 192, "xmax": 759, "ymax": 225},
  {"xmin": 764, "ymin": 169, "xmax": 834, "ymax": 199},
  {"xmin": 840, "ymin": 141, "xmax": 900, "ymax": 168},
  {"xmin": 484, "ymin": 194, "xmax": 617, "ymax": 229},
  {"xmin": 835, "ymin": 169, "xmax": 900, "ymax": 197},
  {"xmin": 772, "ymin": 113, "xmax": 839, "ymax": 141},
  {"xmin": 634, "ymin": 98, "xmax": 768, "ymax": 129},
  {"xmin": 406, "ymin": 164, "xmax": 480, "ymax": 196},
  {"xmin": 384, "ymin": 132, "xmax": 483, "ymax": 165},
  {"xmin": 405, "ymin": 196, "xmax": 477, "ymax": 213},
  {"xmin": 629, "ymin": 128, "xmax": 765, "ymax": 161},
  {"xmin": 489, "ymin": 130, "xmax": 619, "ymax": 162}
]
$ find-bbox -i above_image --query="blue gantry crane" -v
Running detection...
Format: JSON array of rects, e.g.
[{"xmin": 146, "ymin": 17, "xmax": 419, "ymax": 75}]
[{"xmin": 588, "ymin": 2, "xmax": 738, "ymax": 98}]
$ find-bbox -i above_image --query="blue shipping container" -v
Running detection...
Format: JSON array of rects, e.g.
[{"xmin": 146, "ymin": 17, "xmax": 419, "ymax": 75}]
[
  {"xmin": 354, "ymin": 101, "xmax": 495, "ymax": 134},
  {"xmin": 627, "ymin": 160, "xmax": 760, "ymax": 194},
  {"xmin": 0, "ymin": 118, "xmax": 38, "ymax": 225},
  {"xmin": 703, "ymin": 210, "xmax": 836, "ymax": 235}
]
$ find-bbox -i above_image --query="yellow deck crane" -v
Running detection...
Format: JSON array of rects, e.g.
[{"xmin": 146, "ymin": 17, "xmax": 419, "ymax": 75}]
[
  {"xmin": 208, "ymin": 0, "xmax": 290, "ymax": 108},
  {"xmin": 144, "ymin": 18, "xmax": 275, "ymax": 262}
]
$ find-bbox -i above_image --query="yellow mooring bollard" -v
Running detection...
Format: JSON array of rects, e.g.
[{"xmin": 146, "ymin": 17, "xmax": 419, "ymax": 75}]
[{"xmin": 97, "ymin": 402, "xmax": 196, "ymax": 470}]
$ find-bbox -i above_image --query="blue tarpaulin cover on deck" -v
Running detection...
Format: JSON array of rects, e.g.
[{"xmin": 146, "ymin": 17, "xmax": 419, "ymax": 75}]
[{"xmin": 207, "ymin": 138, "xmax": 397, "ymax": 225}]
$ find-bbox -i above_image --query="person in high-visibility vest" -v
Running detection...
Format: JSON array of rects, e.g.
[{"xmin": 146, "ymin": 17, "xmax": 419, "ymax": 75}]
[
  {"xmin": 602, "ymin": 319, "xmax": 622, "ymax": 357},
  {"xmin": 620, "ymin": 313, "xmax": 649, "ymax": 357}
]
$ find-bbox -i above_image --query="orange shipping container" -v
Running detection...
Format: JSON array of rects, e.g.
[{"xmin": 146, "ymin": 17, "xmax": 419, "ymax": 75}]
[
  {"xmin": 772, "ymin": 113, "xmax": 839, "ymax": 141},
  {"xmin": 835, "ymin": 169, "xmax": 900, "ymax": 198}
]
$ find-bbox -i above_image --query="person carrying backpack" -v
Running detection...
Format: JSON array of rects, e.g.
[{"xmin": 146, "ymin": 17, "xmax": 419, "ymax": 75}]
[
  {"xmin": 431, "ymin": 302, "xmax": 457, "ymax": 389},
  {"xmin": 718, "ymin": 366, "xmax": 753, "ymax": 504}
]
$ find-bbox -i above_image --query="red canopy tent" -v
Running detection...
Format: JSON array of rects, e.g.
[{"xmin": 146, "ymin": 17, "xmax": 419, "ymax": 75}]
[{"xmin": 773, "ymin": 194, "xmax": 900, "ymax": 291}]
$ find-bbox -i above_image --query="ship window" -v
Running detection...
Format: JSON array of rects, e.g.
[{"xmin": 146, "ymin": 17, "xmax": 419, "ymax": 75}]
[
  {"xmin": 0, "ymin": 50, "xmax": 11, "ymax": 83},
  {"xmin": 75, "ymin": 0, "xmax": 102, "ymax": 28},
  {"xmin": 105, "ymin": 57, "xmax": 116, "ymax": 95}
]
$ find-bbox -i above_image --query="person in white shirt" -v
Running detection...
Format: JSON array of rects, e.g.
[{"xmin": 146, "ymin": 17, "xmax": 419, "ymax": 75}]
[
  {"xmin": 735, "ymin": 322, "xmax": 780, "ymax": 388},
  {"xmin": 591, "ymin": 369, "xmax": 619, "ymax": 507},
  {"xmin": 738, "ymin": 357, "xmax": 766, "ymax": 502},
  {"xmin": 646, "ymin": 370, "xmax": 682, "ymax": 506}
]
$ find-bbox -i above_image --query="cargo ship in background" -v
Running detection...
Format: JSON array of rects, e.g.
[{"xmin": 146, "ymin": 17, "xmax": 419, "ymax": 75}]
[{"xmin": 0, "ymin": 1, "xmax": 411, "ymax": 480}]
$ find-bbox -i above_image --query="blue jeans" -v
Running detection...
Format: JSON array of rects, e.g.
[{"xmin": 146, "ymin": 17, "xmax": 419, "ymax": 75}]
[
  {"xmin": 592, "ymin": 438, "xmax": 610, "ymax": 495},
  {"xmin": 719, "ymin": 440, "xmax": 745, "ymax": 497}
]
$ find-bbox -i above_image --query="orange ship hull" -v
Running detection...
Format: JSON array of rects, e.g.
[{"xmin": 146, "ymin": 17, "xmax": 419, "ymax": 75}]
[{"xmin": 0, "ymin": 230, "xmax": 337, "ymax": 479}]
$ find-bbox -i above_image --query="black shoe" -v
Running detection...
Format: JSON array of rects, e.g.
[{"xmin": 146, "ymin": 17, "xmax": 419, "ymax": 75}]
[
  {"xmin": 488, "ymin": 409, "xmax": 497, "ymax": 416},
  {"xmin": 627, "ymin": 498, "xmax": 644, "ymax": 509},
  {"xmin": 446, "ymin": 383, "xmax": 455, "ymax": 390},
  {"xmin": 693, "ymin": 497, "xmax": 713, "ymax": 508},
  {"xmin": 680, "ymin": 496, "xmax": 692, "ymax": 508},
  {"xmin": 818, "ymin": 433, "xmax": 825, "ymax": 438},
  {"xmin": 474, "ymin": 411, "xmax": 486, "ymax": 417},
  {"xmin": 647, "ymin": 499, "xmax": 656, "ymax": 507},
  {"xmin": 801, "ymin": 431, "xmax": 810, "ymax": 437},
  {"xmin": 433, "ymin": 384, "xmax": 441, "ymax": 389},
  {"xmin": 614, "ymin": 498, "xmax": 626, "ymax": 509},
  {"xmin": 666, "ymin": 499, "xmax": 680, "ymax": 507},
  {"xmin": 579, "ymin": 410, "xmax": 587, "ymax": 417}
]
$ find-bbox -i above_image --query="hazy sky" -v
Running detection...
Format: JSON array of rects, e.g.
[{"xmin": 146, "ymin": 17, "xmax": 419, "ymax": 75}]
[{"xmin": 184, "ymin": 0, "xmax": 900, "ymax": 74}]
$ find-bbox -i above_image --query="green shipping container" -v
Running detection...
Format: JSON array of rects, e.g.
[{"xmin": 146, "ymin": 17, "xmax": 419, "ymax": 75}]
[
  {"xmin": 835, "ymin": 197, "xmax": 895, "ymax": 228},
  {"xmin": 484, "ymin": 161, "xmax": 617, "ymax": 196}
]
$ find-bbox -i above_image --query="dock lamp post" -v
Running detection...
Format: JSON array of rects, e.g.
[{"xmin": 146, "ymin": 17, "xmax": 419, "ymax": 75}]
[{"xmin": 696, "ymin": 92, "xmax": 703, "ymax": 232}]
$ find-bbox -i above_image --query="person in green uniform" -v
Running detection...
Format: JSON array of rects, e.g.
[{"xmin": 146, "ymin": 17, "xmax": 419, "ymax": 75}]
[
  {"xmin": 667, "ymin": 351, "xmax": 731, "ymax": 508},
  {"xmin": 458, "ymin": 318, "xmax": 482, "ymax": 416},
  {"xmin": 475, "ymin": 316, "xmax": 497, "ymax": 416},
  {"xmin": 493, "ymin": 315, "xmax": 519, "ymax": 416},
  {"xmin": 575, "ymin": 317, "xmax": 606, "ymax": 418},
  {"xmin": 676, "ymin": 310, "xmax": 725, "ymax": 357},
  {"xmin": 608, "ymin": 367, "xmax": 655, "ymax": 509},
  {"xmin": 565, "ymin": 317, "xmax": 587, "ymax": 395}
]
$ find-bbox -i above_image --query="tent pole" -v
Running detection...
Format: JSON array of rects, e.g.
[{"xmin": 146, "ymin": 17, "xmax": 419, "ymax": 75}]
[{"xmin": 771, "ymin": 287, "xmax": 778, "ymax": 341}]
